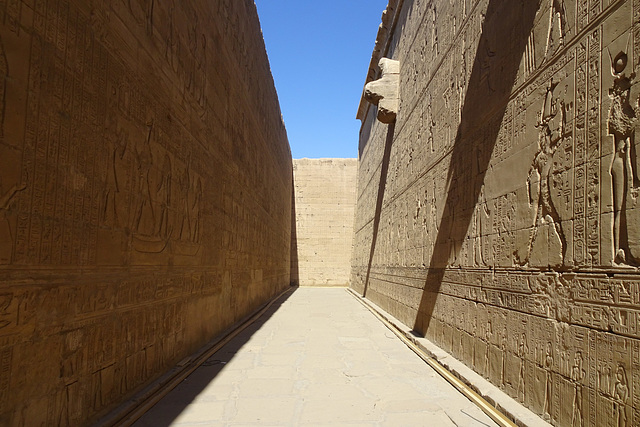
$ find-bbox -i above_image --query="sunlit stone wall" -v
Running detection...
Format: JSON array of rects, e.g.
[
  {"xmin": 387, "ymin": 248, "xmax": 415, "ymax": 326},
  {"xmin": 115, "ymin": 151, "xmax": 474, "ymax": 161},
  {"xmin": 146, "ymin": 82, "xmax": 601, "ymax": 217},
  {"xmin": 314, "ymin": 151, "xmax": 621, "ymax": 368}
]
[
  {"xmin": 0, "ymin": 0, "xmax": 292, "ymax": 424},
  {"xmin": 292, "ymin": 158, "xmax": 357, "ymax": 286},
  {"xmin": 351, "ymin": 0, "xmax": 639, "ymax": 425}
]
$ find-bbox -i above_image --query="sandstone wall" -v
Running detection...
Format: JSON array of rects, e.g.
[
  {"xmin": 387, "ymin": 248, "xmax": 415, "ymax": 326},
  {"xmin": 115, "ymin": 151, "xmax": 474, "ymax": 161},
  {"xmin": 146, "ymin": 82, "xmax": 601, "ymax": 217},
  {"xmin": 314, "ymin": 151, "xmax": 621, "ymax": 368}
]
[
  {"xmin": 0, "ymin": 0, "xmax": 292, "ymax": 424},
  {"xmin": 351, "ymin": 1, "xmax": 639, "ymax": 425},
  {"xmin": 292, "ymin": 158, "xmax": 357, "ymax": 286}
]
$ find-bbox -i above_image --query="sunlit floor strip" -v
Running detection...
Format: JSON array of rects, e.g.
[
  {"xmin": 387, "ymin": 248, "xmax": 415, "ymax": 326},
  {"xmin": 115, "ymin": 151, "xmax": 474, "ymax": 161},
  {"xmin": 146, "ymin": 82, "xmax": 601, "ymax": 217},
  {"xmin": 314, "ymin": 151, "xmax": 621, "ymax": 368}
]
[{"xmin": 347, "ymin": 288, "xmax": 518, "ymax": 427}]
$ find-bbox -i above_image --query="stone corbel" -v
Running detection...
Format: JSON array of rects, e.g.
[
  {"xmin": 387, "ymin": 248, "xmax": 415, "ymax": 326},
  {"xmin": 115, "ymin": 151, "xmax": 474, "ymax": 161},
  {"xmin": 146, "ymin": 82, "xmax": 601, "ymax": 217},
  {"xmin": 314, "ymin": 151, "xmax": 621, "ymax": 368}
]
[{"xmin": 364, "ymin": 58, "xmax": 400, "ymax": 124}]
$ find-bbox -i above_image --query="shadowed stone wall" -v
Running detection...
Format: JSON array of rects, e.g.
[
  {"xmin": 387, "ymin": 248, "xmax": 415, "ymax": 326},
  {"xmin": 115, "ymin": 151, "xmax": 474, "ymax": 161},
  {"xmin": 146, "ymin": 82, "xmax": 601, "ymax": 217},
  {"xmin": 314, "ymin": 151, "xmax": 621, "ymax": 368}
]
[
  {"xmin": 0, "ymin": 0, "xmax": 292, "ymax": 424},
  {"xmin": 351, "ymin": 0, "xmax": 639, "ymax": 425},
  {"xmin": 292, "ymin": 158, "xmax": 357, "ymax": 286}
]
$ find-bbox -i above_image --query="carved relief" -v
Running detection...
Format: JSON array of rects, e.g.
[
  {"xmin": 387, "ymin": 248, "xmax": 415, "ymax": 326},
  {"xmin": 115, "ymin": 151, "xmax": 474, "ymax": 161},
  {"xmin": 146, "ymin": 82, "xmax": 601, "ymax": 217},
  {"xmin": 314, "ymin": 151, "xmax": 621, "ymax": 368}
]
[
  {"xmin": 525, "ymin": 79, "xmax": 567, "ymax": 267},
  {"xmin": 606, "ymin": 40, "xmax": 640, "ymax": 265},
  {"xmin": 0, "ymin": 0, "xmax": 292, "ymax": 423},
  {"xmin": 543, "ymin": 0, "xmax": 568, "ymax": 61},
  {"xmin": 352, "ymin": 1, "xmax": 640, "ymax": 426}
]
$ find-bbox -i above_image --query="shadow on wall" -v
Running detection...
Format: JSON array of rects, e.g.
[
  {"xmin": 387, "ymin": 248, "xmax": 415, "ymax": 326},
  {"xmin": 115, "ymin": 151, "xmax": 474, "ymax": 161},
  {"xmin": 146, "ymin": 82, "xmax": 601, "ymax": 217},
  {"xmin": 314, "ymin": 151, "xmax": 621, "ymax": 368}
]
[
  {"xmin": 412, "ymin": 0, "xmax": 540, "ymax": 334},
  {"xmin": 363, "ymin": 123, "xmax": 396, "ymax": 298},
  {"xmin": 290, "ymin": 178, "xmax": 300, "ymax": 287}
]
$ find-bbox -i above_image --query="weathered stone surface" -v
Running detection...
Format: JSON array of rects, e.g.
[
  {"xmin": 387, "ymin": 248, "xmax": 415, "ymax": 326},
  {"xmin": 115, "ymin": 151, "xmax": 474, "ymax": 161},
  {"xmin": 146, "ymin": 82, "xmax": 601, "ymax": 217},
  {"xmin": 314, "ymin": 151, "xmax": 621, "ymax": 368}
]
[
  {"xmin": 351, "ymin": 1, "xmax": 640, "ymax": 426},
  {"xmin": 0, "ymin": 0, "xmax": 292, "ymax": 425},
  {"xmin": 292, "ymin": 159, "xmax": 357, "ymax": 286},
  {"xmin": 364, "ymin": 58, "xmax": 400, "ymax": 124}
]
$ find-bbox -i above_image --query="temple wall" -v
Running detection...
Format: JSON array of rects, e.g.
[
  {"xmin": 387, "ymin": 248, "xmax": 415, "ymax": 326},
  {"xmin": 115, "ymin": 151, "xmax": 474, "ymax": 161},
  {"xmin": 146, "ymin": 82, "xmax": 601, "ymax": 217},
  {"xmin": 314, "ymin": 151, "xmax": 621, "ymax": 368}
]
[
  {"xmin": 0, "ymin": 0, "xmax": 292, "ymax": 424},
  {"xmin": 351, "ymin": 0, "xmax": 639, "ymax": 425},
  {"xmin": 292, "ymin": 158, "xmax": 357, "ymax": 286}
]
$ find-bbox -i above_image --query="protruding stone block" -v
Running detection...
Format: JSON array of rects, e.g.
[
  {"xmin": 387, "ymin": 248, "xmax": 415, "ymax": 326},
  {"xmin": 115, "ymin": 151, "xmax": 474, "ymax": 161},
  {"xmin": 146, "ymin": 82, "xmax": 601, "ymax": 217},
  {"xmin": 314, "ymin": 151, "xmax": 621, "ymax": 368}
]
[{"xmin": 364, "ymin": 58, "xmax": 400, "ymax": 124}]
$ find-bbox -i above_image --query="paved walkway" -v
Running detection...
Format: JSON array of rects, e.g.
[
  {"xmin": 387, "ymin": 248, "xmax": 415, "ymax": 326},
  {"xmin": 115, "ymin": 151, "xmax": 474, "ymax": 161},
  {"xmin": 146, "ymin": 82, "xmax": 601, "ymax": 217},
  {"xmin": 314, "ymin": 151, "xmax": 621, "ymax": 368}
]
[{"xmin": 134, "ymin": 287, "xmax": 498, "ymax": 426}]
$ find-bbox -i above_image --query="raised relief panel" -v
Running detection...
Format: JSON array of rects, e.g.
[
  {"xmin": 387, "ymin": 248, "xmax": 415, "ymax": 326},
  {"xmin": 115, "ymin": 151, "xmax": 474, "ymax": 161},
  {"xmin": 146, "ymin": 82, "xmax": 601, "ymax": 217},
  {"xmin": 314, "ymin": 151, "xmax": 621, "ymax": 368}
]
[{"xmin": 353, "ymin": 1, "xmax": 640, "ymax": 426}]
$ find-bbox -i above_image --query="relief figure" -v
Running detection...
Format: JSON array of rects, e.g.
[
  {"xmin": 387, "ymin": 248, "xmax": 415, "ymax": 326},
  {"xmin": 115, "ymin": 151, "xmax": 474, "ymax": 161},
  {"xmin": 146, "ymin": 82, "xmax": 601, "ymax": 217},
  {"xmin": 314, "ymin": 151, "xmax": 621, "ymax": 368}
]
[
  {"xmin": 543, "ymin": 341, "xmax": 553, "ymax": 419},
  {"xmin": 525, "ymin": 79, "xmax": 567, "ymax": 265},
  {"xmin": 571, "ymin": 351, "xmax": 585, "ymax": 427},
  {"xmin": 614, "ymin": 364, "xmax": 629, "ymax": 427},
  {"xmin": 607, "ymin": 43, "xmax": 639, "ymax": 265},
  {"xmin": 155, "ymin": 153, "xmax": 172, "ymax": 239},
  {"xmin": 133, "ymin": 123, "xmax": 156, "ymax": 236},
  {"xmin": 517, "ymin": 333, "xmax": 528, "ymax": 401},
  {"xmin": 543, "ymin": 0, "xmax": 567, "ymax": 60},
  {"xmin": 102, "ymin": 119, "xmax": 128, "ymax": 227}
]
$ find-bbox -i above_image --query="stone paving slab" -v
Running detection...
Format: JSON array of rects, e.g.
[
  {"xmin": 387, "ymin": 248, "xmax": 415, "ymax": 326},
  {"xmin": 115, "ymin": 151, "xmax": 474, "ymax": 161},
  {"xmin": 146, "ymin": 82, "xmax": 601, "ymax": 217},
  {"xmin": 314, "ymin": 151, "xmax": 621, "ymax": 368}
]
[{"xmin": 134, "ymin": 287, "xmax": 498, "ymax": 426}]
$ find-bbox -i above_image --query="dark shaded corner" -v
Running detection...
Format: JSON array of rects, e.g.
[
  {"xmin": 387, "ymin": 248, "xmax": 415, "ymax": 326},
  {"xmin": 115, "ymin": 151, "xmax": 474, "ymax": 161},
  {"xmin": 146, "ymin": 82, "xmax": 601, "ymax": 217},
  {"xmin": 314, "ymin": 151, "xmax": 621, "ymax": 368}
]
[
  {"xmin": 290, "ymin": 173, "xmax": 300, "ymax": 287},
  {"xmin": 413, "ymin": 1, "xmax": 540, "ymax": 334},
  {"xmin": 363, "ymin": 121, "xmax": 396, "ymax": 298}
]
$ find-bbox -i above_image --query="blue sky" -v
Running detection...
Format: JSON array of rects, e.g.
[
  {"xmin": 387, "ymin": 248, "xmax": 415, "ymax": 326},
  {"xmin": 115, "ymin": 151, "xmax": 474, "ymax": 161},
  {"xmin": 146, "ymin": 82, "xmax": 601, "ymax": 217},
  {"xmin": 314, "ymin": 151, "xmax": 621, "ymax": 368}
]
[{"xmin": 254, "ymin": 1, "xmax": 389, "ymax": 159}]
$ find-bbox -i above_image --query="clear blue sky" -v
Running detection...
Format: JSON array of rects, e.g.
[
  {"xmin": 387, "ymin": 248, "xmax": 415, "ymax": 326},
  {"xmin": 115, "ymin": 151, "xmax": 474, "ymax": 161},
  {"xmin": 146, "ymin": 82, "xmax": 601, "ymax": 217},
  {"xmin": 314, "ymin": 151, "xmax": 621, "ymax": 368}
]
[{"xmin": 254, "ymin": 1, "xmax": 389, "ymax": 159}]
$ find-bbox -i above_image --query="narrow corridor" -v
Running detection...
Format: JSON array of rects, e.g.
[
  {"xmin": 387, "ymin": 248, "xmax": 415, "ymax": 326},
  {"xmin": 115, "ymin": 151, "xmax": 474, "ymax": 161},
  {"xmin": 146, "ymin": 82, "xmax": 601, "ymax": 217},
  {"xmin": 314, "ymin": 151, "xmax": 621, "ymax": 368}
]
[{"xmin": 133, "ymin": 288, "xmax": 498, "ymax": 426}]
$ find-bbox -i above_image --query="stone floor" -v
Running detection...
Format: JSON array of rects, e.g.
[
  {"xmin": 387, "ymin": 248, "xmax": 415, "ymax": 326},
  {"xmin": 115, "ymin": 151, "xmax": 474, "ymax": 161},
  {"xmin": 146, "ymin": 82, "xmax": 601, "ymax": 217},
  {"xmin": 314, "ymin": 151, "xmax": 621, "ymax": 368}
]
[{"xmin": 134, "ymin": 287, "xmax": 498, "ymax": 426}]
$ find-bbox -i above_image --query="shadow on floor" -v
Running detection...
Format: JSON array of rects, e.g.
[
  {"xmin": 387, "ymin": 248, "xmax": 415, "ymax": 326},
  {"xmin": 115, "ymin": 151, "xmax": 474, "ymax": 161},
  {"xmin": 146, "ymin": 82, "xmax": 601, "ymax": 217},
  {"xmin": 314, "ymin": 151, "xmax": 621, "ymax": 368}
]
[{"xmin": 132, "ymin": 287, "xmax": 298, "ymax": 427}]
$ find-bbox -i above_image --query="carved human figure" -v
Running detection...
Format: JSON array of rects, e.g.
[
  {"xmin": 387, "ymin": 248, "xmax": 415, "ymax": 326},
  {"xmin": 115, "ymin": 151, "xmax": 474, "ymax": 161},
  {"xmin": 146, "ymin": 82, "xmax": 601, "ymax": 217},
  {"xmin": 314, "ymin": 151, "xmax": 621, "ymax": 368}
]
[
  {"xmin": 480, "ymin": 35, "xmax": 495, "ymax": 92},
  {"xmin": 517, "ymin": 333, "xmax": 528, "ymax": 401},
  {"xmin": 484, "ymin": 320, "xmax": 492, "ymax": 376},
  {"xmin": 474, "ymin": 184, "xmax": 490, "ymax": 267},
  {"xmin": 571, "ymin": 351, "xmax": 585, "ymax": 427},
  {"xmin": 501, "ymin": 330, "xmax": 508, "ymax": 387},
  {"xmin": 177, "ymin": 159, "xmax": 191, "ymax": 241},
  {"xmin": 526, "ymin": 79, "xmax": 567, "ymax": 264},
  {"xmin": 155, "ymin": 153, "xmax": 172, "ymax": 238},
  {"xmin": 543, "ymin": 342, "xmax": 553, "ymax": 419},
  {"xmin": 102, "ymin": 119, "xmax": 128, "ymax": 227},
  {"xmin": 544, "ymin": 0, "xmax": 567, "ymax": 60},
  {"xmin": 614, "ymin": 364, "xmax": 629, "ymax": 427},
  {"xmin": 607, "ymin": 44, "xmax": 638, "ymax": 265},
  {"xmin": 133, "ymin": 122, "xmax": 156, "ymax": 236}
]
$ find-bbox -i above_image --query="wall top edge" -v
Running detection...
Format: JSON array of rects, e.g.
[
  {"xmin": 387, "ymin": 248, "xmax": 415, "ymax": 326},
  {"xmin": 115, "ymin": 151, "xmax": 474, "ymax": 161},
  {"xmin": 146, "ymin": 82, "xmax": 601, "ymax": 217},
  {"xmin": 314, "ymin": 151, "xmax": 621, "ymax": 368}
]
[{"xmin": 356, "ymin": 0, "xmax": 403, "ymax": 121}]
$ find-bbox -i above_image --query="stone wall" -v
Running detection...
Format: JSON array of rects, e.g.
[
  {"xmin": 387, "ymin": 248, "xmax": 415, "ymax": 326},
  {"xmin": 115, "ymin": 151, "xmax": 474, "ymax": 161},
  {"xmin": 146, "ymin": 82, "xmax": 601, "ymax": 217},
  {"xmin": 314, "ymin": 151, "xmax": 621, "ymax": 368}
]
[
  {"xmin": 0, "ymin": 0, "xmax": 292, "ymax": 424},
  {"xmin": 351, "ymin": 1, "xmax": 639, "ymax": 425},
  {"xmin": 292, "ymin": 158, "xmax": 357, "ymax": 286}
]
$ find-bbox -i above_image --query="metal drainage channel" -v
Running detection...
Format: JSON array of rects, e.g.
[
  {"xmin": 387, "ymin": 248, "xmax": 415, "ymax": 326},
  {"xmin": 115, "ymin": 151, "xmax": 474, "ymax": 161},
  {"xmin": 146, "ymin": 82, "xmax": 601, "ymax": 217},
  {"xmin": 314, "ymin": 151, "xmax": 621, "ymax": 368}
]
[{"xmin": 347, "ymin": 288, "xmax": 517, "ymax": 427}]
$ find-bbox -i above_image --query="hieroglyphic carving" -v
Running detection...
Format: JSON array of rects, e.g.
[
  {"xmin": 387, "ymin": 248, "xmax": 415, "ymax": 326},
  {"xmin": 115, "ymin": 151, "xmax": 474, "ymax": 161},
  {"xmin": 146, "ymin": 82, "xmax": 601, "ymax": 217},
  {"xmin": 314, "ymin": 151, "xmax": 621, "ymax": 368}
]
[
  {"xmin": 353, "ymin": 1, "xmax": 640, "ymax": 426},
  {"xmin": 586, "ymin": 27, "xmax": 601, "ymax": 266},
  {"xmin": 0, "ymin": 0, "xmax": 292, "ymax": 424}
]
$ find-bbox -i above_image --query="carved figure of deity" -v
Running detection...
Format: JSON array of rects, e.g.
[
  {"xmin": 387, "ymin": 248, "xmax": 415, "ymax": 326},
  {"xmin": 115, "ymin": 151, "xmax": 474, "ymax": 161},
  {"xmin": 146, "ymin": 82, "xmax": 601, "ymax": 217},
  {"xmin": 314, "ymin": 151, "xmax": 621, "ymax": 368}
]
[
  {"xmin": 543, "ymin": 342, "xmax": 553, "ymax": 419},
  {"xmin": 133, "ymin": 122, "xmax": 156, "ymax": 236},
  {"xmin": 607, "ymin": 42, "xmax": 639, "ymax": 265},
  {"xmin": 526, "ymin": 79, "xmax": 567, "ymax": 264},
  {"xmin": 155, "ymin": 153, "xmax": 172, "ymax": 238},
  {"xmin": 517, "ymin": 333, "xmax": 529, "ymax": 401},
  {"xmin": 484, "ymin": 320, "xmax": 492, "ymax": 376},
  {"xmin": 571, "ymin": 351, "xmax": 585, "ymax": 427},
  {"xmin": 102, "ymin": 119, "xmax": 128, "ymax": 227},
  {"xmin": 543, "ymin": 0, "xmax": 567, "ymax": 60},
  {"xmin": 614, "ymin": 364, "xmax": 629, "ymax": 427},
  {"xmin": 501, "ymin": 329, "xmax": 508, "ymax": 387}
]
